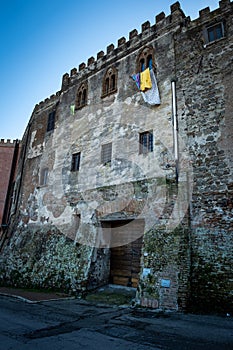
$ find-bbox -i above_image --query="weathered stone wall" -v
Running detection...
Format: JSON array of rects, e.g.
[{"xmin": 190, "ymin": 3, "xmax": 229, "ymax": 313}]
[
  {"xmin": 140, "ymin": 223, "xmax": 190, "ymax": 310},
  {"xmin": 175, "ymin": 0, "xmax": 233, "ymax": 313},
  {"xmin": 0, "ymin": 225, "xmax": 92, "ymax": 294}
]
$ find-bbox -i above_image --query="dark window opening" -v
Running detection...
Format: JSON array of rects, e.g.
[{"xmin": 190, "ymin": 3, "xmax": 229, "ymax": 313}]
[
  {"xmin": 139, "ymin": 131, "xmax": 153, "ymax": 154},
  {"xmin": 140, "ymin": 58, "xmax": 145, "ymax": 72},
  {"xmin": 101, "ymin": 143, "xmax": 112, "ymax": 165},
  {"xmin": 47, "ymin": 111, "xmax": 55, "ymax": 132},
  {"xmin": 77, "ymin": 92, "xmax": 82, "ymax": 107},
  {"xmin": 110, "ymin": 74, "xmax": 116, "ymax": 91},
  {"xmin": 82, "ymin": 89, "xmax": 87, "ymax": 105},
  {"xmin": 207, "ymin": 23, "xmax": 223, "ymax": 43},
  {"xmin": 147, "ymin": 55, "xmax": 153, "ymax": 70},
  {"xmin": 71, "ymin": 152, "xmax": 81, "ymax": 171},
  {"xmin": 105, "ymin": 77, "xmax": 110, "ymax": 94}
]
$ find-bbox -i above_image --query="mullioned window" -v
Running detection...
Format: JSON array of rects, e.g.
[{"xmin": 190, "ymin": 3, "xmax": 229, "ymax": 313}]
[
  {"xmin": 102, "ymin": 67, "xmax": 117, "ymax": 98},
  {"xmin": 75, "ymin": 82, "xmax": 88, "ymax": 110},
  {"xmin": 137, "ymin": 46, "xmax": 155, "ymax": 73}
]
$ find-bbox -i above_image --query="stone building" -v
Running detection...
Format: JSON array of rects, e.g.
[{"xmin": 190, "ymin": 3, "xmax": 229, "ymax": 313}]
[
  {"xmin": 0, "ymin": 1, "xmax": 232, "ymax": 314},
  {"xmin": 0, "ymin": 139, "xmax": 21, "ymax": 248}
]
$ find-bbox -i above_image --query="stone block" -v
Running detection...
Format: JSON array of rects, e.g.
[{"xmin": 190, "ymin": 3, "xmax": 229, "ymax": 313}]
[
  {"xmin": 79, "ymin": 62, "xmax": 86, "ymax": 71},
  {"xmin": 129, "ymin": 29, "xmax": 138, "ymax": 40},
  {"xmin": 156, "ymin": 12, "xmax": 166, "ymax": 23},
  {"xmin": 170, "ymin": 1, "xmax": 181, "ymax": 13}
]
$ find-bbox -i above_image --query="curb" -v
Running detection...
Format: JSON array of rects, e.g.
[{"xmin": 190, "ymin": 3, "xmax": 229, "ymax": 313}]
[{"xmin": 0, "ymin": 291, "xmax": 76, "ymax": 304}]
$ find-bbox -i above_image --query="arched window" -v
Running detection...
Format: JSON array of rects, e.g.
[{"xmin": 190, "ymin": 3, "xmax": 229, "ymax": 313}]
[
  {"xmin": 75, "ymin": 82, "xmax": 88, "ymax": 110},
  {"xmin": 137, "ymin": 47, "xmax": 155, "ymax": 72},
  {"xmin": 102, "ymin": 67, "xmax": 117, "ymax": 98}
]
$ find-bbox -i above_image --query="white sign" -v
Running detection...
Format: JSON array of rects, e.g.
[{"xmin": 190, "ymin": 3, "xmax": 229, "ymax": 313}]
[{"xmin": 161, "ymin": 279, "xmax": 171, "ymax": 288}]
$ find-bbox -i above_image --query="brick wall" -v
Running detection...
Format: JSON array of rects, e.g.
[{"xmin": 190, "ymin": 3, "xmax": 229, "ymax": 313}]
[
  {"xmin": 0, "ymin": 140, "xmax": 17, "ymax": 224},
  {"xmin": 175, "ymin": 1, "xmax": 233, "ymax": 313}
]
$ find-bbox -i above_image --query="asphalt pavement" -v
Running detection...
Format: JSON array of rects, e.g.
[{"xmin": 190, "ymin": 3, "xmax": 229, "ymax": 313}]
[{"xmin": 0, "ymin": 287, "xmax": 232, "ymax": 349}]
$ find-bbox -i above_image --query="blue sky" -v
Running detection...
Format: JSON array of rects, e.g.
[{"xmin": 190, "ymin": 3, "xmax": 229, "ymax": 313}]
[{"xmin": 0, "ymin": 0, "xmax": 220, "ymax": 140}]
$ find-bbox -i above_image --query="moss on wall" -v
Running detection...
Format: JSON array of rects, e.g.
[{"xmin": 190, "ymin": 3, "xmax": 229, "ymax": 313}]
[{"xmin": 0, "ymin": 225, "xmax": 92, "ymax": 295}]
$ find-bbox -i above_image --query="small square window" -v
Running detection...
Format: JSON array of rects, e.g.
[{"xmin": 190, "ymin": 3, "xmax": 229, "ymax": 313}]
[
  {"xmin": 101, "ymin": 143, "xmax": 112, "ymax": 165},
  {"xmin": 139, "ymin": 131, "xmax": 153, "ymax": 154},
  {"xmin": 71, "ymin": 152, "xmax": 81, "ymax": 171},
  {"xmin": 207, "ymin": 23, "xmax": 224, "ymax": 43}
]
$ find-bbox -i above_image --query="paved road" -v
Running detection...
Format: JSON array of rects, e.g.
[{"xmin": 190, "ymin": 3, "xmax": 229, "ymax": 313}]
[{"xmin": 0, "ymin": 295, "xmax": 232, "ymax": 349}]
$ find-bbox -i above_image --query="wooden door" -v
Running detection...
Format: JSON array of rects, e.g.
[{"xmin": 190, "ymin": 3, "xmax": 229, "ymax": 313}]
[{"xmin": 109, "ymin": 220, "xmax": 144, "ymax": 288}]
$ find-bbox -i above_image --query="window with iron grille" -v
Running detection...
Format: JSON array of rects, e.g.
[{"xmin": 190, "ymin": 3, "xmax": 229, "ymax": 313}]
[
  {"xmin": 101, "ymin": 143, "xmax": 112, "ymax": 165},
  {"xmin": 139, "ymin": 131, "xmax": 153, "ymax": 154},
  {"xmin": 71, "ymin": 152, "xmax": 81, "ymax": 171},
  {"xmin": 207, "ymin": 23, "xmax": 224, "ymax": 43},
  {"xmin": 47, "ymin": 111, "xmax": 56, "ymax": 132}
]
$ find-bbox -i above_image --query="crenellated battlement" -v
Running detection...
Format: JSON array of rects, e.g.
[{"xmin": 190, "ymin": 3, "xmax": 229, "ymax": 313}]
[
  {"xmin": 34, "ymin": 91, "xmax": 61, "ymax": 113},
  {"xmin": 60, "ymin": 1, "xmax": 231, "ymax": 90},
  {"xmin": 190, "ymin": 0, "xmax": 232, "ymax": 26},
  {"xmin": 59, "ymin": 1, "xmax": 186, "ymax": 91},
  {"xmin": 36, "ymin": 0, "xmax": 232, "ymax": 108},
  {"xmin": 0, "ymin": 139, "xmax": 19, "ymax": 146}
]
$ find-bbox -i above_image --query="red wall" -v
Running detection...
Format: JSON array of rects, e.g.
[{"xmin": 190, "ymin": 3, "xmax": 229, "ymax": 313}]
[{"xmin": 0, "ymin": 140, "xmax": 16, "ymax": 224}]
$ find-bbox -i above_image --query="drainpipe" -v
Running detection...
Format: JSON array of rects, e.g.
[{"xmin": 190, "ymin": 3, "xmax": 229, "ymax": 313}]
[{"xmin": 171, "ymin": 79, "xmax": 179, "ymax": 183}]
